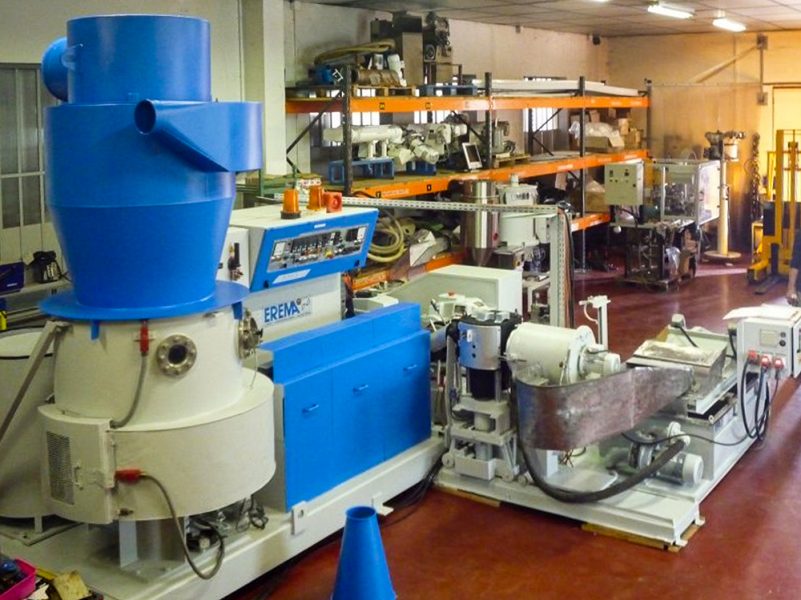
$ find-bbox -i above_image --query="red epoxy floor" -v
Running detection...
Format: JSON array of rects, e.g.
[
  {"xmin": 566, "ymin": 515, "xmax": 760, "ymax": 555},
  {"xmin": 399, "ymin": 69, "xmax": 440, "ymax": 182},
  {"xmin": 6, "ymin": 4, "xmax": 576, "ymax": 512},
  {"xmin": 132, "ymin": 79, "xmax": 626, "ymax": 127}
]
[{"xmin": 231, "ymin": 263, "xmax": 801, "ymax": 600}]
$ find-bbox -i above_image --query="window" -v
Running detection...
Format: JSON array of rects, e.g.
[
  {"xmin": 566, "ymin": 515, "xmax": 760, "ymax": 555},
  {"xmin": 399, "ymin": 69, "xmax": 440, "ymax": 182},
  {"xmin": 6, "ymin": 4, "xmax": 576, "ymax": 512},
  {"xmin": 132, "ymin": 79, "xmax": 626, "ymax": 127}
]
[
  {"xmin": 313, "ymin": 88, "xmax": 381, "ymax": 147},
  {"xmin": 0, "ymin": 64, "xmax": 56, "ymax": 262},
  {"xmin": 522, "ymin": 76, "xmax": 559, "ymax": 134}
]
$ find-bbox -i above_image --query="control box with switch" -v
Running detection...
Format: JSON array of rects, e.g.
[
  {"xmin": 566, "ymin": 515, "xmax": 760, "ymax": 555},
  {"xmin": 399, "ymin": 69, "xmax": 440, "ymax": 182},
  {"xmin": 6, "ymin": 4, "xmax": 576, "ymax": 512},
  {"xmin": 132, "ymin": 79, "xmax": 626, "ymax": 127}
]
[
  {"xmin": 604, "ymin": 161, "xmax": 644, "ymax": 206},
  {"xmin": 725, "ymin": 305, "xmax": 801, "ymax": 379},
  {"xmin": 217, "ymin": 226, "xmax": 250, "ymax": 285}
]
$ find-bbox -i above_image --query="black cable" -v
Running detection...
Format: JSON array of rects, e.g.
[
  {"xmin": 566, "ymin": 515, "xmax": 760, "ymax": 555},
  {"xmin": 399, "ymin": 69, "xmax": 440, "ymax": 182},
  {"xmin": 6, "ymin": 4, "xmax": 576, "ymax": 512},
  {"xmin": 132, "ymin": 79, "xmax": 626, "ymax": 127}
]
[
  {"xmin": 622, "ymin": 431, "xmax": 747, "ymax": 448},
  {"xmin": 739, "ymin": 360, "xmax": 752, "ymax": 437},
  {"xmin": 110, "ymin": 352, "xmax": 147, "ymax": 429},
  {"xmin": 141, "ymin": 474, "xmax": 225, "ymax": 580},
  {"xmin": 753, "ymin": 367, "xmax": 767, "ymax": 441},
  {"xmin": 520, "ymin": 438, "xmax": 686, "ymax": 504},
  {"xmin": 672, "ymin": 323, "xmax": 699, "ymax": 348},
  {"xmin": 728, "ymin": 329, "xmax": 737, "ymax": 360},
  {"xmin": 381, "ymin": 450, "xmax": 446, "ymax": 529}
]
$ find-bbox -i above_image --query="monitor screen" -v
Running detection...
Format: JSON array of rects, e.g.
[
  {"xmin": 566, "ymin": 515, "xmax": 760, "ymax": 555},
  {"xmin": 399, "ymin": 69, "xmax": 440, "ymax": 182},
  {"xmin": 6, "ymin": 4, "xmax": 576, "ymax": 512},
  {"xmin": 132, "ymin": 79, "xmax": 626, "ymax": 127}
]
[{"xmin": 462, "ymin": 143, "xmax": 482, "ymax": 169}]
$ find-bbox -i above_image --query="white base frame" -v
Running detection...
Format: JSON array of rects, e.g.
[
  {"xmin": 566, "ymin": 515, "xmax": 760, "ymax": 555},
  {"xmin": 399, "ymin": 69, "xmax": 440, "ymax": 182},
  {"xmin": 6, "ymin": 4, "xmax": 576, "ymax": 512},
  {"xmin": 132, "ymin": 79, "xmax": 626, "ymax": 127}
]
[
  {"xmin": 0, "ymin": 437, "xmax": 443, "ymax": 600},
  {"xmin": 438, "ymin": 390, "xmax": 758, "ymax": 547}
]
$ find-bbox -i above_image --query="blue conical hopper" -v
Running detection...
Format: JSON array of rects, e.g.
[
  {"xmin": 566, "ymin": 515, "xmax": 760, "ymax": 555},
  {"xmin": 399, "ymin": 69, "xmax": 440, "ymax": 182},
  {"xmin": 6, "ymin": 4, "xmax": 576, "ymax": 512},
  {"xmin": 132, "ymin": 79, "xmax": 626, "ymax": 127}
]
[
  {"xmin": 332, "ymin": 506, "xmax": 396, "ymax": 600},
  {"xmin": 39, "ymin": 15, "xmax": 262, "ymax": 321}
]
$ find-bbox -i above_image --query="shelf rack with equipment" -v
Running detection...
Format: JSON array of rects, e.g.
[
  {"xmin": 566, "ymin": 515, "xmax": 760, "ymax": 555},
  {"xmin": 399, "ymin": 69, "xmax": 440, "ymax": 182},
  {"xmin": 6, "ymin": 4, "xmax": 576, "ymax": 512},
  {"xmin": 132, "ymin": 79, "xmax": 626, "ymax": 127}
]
[{"xmin": 284, "ymin": 72, "xmax": 650, "ymax": 272}]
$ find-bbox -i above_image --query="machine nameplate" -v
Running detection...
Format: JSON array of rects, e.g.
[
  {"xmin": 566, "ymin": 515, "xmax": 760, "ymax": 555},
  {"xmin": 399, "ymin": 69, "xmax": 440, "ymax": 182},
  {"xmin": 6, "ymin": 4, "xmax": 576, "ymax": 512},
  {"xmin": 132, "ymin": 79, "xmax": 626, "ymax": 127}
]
[{"xmin": 263, "ymin": 297, "xmax": 312, "ymax": 326}]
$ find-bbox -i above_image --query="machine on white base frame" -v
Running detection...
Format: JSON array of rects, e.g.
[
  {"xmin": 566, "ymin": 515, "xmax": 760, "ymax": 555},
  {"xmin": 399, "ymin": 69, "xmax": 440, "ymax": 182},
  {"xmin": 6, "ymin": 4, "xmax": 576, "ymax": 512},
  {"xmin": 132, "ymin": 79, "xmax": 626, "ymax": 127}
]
[{"xmin": 436, "ymin": 294, "xmax": 800, "ymax": 546}]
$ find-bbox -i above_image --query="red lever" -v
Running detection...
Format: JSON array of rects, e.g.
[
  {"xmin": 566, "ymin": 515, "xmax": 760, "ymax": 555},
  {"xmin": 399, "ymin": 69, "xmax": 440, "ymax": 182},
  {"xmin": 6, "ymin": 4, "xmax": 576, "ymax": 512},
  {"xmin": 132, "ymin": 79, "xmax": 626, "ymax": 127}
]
[
  {"xmin": 115, "ymin": 468, "xmax": 143, "ymax": 483},
  {"xmin": 139, "ymin": 321, "xmax": 149, "ymax": 355}
]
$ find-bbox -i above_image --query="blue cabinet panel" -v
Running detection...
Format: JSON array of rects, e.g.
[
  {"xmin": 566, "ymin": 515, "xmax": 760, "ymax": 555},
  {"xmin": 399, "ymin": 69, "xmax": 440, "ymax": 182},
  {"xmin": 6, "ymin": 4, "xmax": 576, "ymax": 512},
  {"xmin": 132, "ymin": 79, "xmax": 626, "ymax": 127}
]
[
  {"xmin": 332, "ymin": 356, "xmax": 383, "ymax": 480},
  {"xmin": 283, "ymin": 369, "xmax": 334, "ymax": 507},
  {"xmin": 376, "ymin": 332, "xmax": 432, "ymax": 458},
  {"xmin": 263, "ymin": 304, "xmax": 431, "ymax": 509}
]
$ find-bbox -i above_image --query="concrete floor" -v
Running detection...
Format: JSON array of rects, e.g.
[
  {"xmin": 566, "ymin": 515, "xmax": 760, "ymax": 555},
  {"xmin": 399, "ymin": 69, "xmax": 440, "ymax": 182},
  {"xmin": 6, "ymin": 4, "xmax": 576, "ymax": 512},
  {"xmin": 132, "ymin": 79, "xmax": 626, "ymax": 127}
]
[{"xmin": 231, "ymin": 263, "xmax": 800, "ymax": 600}]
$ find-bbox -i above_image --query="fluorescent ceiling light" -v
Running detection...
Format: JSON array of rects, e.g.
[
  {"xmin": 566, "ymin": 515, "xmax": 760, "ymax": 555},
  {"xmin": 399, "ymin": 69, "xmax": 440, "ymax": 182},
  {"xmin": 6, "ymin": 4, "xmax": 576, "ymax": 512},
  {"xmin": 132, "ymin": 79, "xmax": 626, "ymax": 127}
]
[
  {"xmin": 647, "ymin": 3, "xmax": 694, "ymax": 19},
  {"xmin": 713, "ymin": 17, "xmax": 746, "ymax": 32}
]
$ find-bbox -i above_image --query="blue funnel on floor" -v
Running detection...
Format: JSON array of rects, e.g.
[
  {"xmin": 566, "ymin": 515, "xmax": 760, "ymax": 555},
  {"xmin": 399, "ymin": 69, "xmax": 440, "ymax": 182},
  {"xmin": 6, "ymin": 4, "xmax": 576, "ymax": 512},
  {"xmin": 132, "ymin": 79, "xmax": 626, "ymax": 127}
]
[
  {"xmin": 332, "ymin": 506, "xmax": 396, "ymax": 600},
  {"xmin": 39, "ymin": 15, "xmax": 262, "ymax": 321}
]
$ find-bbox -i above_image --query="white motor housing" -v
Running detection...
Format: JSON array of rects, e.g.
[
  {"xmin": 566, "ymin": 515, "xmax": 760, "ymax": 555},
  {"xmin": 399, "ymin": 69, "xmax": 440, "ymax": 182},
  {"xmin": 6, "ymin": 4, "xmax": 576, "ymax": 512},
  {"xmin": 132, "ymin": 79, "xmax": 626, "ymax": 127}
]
[
  {"xmin": 506, "ymin": 322, "xmax": 621, "ymax": 384},
  {"xmin": 40, "ymin": 310, "xmax": 274, "ymax": 524}
]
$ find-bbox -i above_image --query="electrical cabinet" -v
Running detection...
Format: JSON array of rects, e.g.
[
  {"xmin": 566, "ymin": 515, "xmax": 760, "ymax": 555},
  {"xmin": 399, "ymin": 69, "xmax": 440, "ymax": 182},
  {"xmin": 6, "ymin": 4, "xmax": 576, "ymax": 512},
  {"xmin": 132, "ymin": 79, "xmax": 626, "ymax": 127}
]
[
  {"xmin": 258, "ymin": 303, "xmax": 431, "ymax": 510},
  {"xmin": 604, "ymin": 161, "xmax": 644, "ymax": 205}
]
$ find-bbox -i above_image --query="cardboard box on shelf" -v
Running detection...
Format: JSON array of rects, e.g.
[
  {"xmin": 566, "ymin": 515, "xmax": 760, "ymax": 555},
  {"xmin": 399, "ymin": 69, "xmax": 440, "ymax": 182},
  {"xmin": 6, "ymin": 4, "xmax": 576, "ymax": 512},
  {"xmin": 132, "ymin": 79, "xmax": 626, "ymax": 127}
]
[
  {"xmin": 624, "ymin": 129, "xmax": 642, "ymax": 149},
  {"xmin": 585, "ymin": 190, "xmax": 608, "ymax": 213},
  {"xmin": 589, "ymin": 110, "xmax": 601, "ymax": 123},
  {"xmin": 616, "ymin": 118, "xmax": 630, "ymax": 135},
  {"xmin": 586, "ymin": 132, "xmax": 625, "ymax": 153}
]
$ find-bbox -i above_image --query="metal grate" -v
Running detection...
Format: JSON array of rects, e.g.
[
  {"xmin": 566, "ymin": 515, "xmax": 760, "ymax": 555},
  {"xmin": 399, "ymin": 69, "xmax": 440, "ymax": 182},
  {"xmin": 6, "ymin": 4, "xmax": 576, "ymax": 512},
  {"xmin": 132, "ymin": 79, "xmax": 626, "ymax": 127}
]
[{"xmin": 46, "ymin": 431, "xmax": 74, "ymax": 505}]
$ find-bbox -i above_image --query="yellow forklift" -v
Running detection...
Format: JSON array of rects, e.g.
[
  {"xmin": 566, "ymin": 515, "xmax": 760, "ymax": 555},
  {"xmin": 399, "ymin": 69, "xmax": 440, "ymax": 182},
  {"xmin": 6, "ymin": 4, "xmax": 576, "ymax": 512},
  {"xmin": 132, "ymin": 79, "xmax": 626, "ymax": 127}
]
[{"xmin": 748, "ymin": 129, "xmax": 801, "ymax": 291}]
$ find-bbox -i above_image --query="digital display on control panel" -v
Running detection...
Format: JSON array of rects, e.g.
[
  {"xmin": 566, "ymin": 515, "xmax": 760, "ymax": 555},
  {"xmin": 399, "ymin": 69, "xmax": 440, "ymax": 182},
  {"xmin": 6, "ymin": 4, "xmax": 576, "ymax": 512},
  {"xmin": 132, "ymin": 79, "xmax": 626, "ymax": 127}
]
[{"xmin": 268, "ymin": 225, "xmax": 367, "ymax": 271}]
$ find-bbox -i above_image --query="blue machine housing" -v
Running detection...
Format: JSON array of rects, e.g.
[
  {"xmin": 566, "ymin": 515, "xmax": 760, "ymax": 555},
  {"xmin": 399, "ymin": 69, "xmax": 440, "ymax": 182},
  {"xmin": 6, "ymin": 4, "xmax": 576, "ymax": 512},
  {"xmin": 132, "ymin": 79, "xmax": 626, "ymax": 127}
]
[
  {"xmin": 0, "ymin": 263, "xmax": 24, "ymax": 295},
  {"xmin": 259, "ymin": 303, "xmax": 432, "ymax": 510},
  {"xmin": 40, "ymin": 15, "xmax": 262, "ymax": 321}
]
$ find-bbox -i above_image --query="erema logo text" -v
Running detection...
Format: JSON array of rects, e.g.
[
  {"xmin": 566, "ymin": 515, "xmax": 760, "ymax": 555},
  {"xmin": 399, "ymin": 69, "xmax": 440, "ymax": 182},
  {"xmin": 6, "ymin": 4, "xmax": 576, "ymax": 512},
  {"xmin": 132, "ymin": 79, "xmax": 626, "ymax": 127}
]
[{"xmin": 264, "ymin": 297, "xmax": 312, "ymax": 325}]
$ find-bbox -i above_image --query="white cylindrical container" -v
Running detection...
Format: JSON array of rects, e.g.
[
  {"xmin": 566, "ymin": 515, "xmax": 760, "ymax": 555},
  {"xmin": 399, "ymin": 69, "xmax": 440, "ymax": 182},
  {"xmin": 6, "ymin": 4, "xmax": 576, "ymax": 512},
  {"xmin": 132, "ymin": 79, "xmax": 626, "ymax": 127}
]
[
  {"xmin": 54, "ymin": 311, "xmax": 245, "ymax": 425},
  {"xmin": 0, "ymin": 328, "xmax": 54, "ymax": 518},
  {"xmin": 506, "ymin": 323, "xmax": 595, "ymax": 384},
  {"xmin": 41, "ymin": 310, "xmax": 275, "ymax": 524}
]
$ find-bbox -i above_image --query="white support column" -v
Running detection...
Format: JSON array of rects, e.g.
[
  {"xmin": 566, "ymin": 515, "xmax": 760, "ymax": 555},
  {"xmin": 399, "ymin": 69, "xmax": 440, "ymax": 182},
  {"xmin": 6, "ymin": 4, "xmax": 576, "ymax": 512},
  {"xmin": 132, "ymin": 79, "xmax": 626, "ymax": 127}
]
[{"xmin": 241, "ymin": 0, "xmax": 287, "ymax": 175}]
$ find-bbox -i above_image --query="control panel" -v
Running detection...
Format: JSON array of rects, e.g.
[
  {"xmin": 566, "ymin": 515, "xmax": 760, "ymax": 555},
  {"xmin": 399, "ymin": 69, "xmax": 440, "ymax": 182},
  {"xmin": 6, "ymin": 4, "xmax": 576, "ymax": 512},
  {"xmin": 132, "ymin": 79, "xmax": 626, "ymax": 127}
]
[
  {"xmin": 604, "ymin": 161, "xmax": 644, "ymax": 206},
  {"xmin": 726, "ymin": 305, "xmax": 801, "ymax": 380},
  {"xmin": 738, "ymin": 316, "xmax": 801, "ymax": 379},
  {"xmin": 229, "ymin": 205, "xmax": 377, "ymax": 291},
  {"xmin": 268, "ymin": 225, "xmax": 368, "ymax": 272}
]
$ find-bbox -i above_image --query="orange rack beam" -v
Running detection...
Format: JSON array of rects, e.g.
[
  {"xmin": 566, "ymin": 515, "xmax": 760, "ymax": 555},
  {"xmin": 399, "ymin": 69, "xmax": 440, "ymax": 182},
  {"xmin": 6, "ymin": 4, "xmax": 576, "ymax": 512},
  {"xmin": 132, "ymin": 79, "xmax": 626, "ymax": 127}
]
[
  {"xmin": 349, "ymin": 150, "xmax": 648, "ymax": 199},
  {"xmin": 286, "ymin": 95, "xmax": 649, "ymax": 114}
]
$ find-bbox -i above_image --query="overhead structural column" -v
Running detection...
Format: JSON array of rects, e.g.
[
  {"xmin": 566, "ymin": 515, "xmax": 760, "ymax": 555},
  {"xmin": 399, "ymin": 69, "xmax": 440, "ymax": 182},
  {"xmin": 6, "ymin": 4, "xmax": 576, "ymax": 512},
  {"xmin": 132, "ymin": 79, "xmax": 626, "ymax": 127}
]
[{"xmin": 241, "ymin": 0, "xmax": 287, "ymax": 174}]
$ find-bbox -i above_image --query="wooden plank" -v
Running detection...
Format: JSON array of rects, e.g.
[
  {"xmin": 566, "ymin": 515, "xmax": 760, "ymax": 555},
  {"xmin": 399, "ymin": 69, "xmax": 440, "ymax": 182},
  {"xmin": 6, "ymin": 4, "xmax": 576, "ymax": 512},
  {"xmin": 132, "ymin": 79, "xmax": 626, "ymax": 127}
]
[
  {"xmin": 581, "ymin": 520, "xmax": 702, "ymax": 552},
  {"xmin": 434, "ymin": 484, "xmax": 502, "ymax": 508}
]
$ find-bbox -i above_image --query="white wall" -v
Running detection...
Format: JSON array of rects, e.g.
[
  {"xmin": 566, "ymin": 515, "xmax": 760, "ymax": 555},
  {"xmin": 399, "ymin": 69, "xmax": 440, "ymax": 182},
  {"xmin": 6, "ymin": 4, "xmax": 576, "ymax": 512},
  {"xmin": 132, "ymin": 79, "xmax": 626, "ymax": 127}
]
[
  {"xmin": 0, "ymin": 0, "xmax": 243, "ymax": 100},
  {"xmin": 450, "ymin": 20, "xmax": 607, "ymax": 81},
  {"xmin": 284, "ymin": 2, "xmax": 610, "ymax": 171}
]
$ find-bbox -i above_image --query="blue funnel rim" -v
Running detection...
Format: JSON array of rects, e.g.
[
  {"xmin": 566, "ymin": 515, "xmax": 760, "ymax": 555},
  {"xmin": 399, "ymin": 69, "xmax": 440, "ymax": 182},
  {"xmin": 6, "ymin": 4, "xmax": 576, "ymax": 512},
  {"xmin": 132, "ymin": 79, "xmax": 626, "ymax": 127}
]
[
  {"xmin": 69, "ymin": 14, "xmax": 210, "ymax": 24},
  {"xmin": 347, "ymin": 506, "xmax": 378, "ymax": 521},
  {"xmin": 40, "ymin": 281, "xmax": 249, "ymax": 321}
]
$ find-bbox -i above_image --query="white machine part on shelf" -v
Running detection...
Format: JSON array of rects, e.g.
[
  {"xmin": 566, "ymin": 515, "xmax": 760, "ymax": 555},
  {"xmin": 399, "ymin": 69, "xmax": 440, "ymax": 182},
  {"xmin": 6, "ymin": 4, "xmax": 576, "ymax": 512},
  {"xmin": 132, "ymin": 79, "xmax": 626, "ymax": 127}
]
[
  {"xmin": 604, "ymin": 161, "xmax": 644, "ymax": 206},
  {"xmin": 492, "ymin": 175, "xmax": 548, "ymax": 272},
  {"xmin": 406, "ymin": 123, "xmax": 467, "ymax": 158},
  {"xmin": 0, "ymin": 329, "xmax": 54, "ymax": 520},
  {"xmin": 229, "ymin": 205, "xmax": 376, "ymax": 340},
  {"xmin": 322, "ymin": 125, "xmax": 404, "ymax": 160}
]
